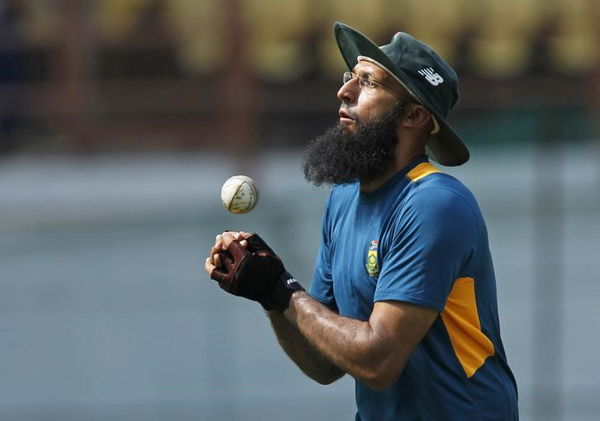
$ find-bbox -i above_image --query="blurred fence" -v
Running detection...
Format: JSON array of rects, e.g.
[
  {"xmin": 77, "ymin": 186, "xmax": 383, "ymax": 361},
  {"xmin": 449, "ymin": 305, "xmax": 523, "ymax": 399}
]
[{"xmin": 1, "ymin": 0, "xmax": 598, "ymax": 154}]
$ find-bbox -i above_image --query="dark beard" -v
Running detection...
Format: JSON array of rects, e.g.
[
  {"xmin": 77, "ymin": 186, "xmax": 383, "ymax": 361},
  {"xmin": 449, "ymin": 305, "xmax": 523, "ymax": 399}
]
[{"xmin": 302, "ymin": 101, "xmax": 406, "ymax": 186}]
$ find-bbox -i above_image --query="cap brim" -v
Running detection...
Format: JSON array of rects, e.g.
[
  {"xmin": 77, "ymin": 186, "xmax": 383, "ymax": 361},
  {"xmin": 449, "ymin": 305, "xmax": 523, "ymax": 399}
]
[{"xmin": 334, "ymin": 22, "xmax": 469, "ymax": 166}]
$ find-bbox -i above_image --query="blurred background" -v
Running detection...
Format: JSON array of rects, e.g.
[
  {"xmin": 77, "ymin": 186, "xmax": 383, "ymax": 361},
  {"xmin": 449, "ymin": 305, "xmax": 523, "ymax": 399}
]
[{"xmin": 0, "ymin": 0, "xmax": 599, "ymax": 420}]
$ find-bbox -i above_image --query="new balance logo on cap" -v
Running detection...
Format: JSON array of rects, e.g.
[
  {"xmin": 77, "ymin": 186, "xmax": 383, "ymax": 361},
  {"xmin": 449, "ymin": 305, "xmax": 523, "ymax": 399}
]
[{"xmin": 418, "ymin": 67, "xmax": 444, "ymax": 86}]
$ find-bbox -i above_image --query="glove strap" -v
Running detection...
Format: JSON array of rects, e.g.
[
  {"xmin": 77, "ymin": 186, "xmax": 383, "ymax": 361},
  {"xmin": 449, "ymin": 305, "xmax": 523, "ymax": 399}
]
[{"xmin": 260, "ymin": 270, "xmax": 304, "ymax": 312}]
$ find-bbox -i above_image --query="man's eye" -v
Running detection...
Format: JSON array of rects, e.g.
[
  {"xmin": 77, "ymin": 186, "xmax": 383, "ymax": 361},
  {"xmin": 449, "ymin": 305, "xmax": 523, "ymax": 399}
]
[{"xmin": 360, "ymin": 77, "xmax": 377, "ymax": 88}]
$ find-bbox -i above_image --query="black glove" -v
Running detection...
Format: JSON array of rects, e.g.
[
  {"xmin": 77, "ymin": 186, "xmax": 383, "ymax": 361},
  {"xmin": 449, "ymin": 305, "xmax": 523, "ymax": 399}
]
[{"xmin": 210, "ymin": 234, "xmax": 304, "ymax": 311}]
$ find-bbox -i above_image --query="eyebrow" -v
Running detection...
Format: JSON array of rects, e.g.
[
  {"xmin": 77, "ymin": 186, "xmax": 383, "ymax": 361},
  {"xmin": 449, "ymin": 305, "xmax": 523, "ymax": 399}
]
[
  {"xmin": 354, "ymin": 68, "xmax": 389, "ymax": 82},
  {"xmin": 352, "ymin": 68, "xmax": 371, "ymax": 77}
]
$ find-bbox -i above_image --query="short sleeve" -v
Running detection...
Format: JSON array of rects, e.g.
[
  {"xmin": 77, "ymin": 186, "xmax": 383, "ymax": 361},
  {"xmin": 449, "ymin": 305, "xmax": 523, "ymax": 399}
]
[
  {"xmin": 375, "ymin": 187, "xmax": 479, "ymax": 311},
  {"xmin": 309, "ymin": 191, "xmax": 338, "ymax": 311}
]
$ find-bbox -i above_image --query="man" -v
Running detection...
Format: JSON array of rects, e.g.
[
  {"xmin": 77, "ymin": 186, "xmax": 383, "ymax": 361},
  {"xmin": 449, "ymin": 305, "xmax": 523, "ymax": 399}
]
[{"xmin": 205, "ymin": 22, "xmax": 518, "ymax": 420}]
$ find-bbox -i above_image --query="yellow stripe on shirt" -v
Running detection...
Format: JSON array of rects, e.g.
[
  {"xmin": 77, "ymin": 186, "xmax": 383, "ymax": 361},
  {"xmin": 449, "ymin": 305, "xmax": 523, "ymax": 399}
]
[
  {"xmin": 406, "ymin": 162, "xmax": 441, "ymax": 182},
  {"xmin": 441, "ymin": 277, "xmax": 495, "ymax": 378}
]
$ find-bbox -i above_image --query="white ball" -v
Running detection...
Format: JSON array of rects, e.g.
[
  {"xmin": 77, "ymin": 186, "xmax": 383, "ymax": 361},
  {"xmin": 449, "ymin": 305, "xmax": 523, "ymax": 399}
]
[{"xmin": 220, "ymin": 175, "xmax": 259, "ymax": 214}]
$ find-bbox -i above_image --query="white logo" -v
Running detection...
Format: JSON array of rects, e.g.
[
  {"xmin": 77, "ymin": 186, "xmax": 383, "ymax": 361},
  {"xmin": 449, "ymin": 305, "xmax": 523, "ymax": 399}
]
[{"xmin": 418, "ymin": 67, "xmax": 444, "ymax": 86}]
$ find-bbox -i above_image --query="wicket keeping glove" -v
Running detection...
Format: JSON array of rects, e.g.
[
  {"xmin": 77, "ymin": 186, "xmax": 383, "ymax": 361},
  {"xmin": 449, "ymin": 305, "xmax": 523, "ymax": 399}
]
[{"xmin": 209, "ymin": 234, "xmax": 304, "ymax": 311}]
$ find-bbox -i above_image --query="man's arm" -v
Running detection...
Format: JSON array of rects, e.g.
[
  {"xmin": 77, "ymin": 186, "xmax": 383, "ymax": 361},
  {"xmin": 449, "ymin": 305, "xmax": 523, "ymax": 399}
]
[
  {"xmin": 284, "ymin": 291, "xmax": 438, "ymax": 390},
  {"xmin": 205, "ymin": 231, "xmax": 437, "ymax": 390},
  {"xmin": 205, "ymin": 232, "xmax": 343, "ymax": 384},
  {"xmin": 267, "ymin": 310, "xmax": 345, "ymax": 385}
]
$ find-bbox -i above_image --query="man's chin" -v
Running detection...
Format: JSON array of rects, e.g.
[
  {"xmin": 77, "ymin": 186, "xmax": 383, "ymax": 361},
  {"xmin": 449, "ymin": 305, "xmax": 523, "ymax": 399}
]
[{"xmin": 339, "ymin": 121, "xmax": 356, "ymax": 134}]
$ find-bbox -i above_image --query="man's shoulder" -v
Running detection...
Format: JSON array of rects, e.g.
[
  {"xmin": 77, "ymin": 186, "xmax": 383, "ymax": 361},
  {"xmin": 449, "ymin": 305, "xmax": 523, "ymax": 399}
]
[
  {"xmin": 395, "ymin": 172, "xmax": 484, "ymax": 235},
  {"xmin": 405, "ymin": 171, "xmax": 477, "ymax": 210}
]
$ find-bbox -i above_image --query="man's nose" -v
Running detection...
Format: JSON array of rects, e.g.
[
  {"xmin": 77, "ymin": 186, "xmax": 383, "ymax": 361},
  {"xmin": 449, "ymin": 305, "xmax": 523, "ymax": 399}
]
[{"xmin": 337, "ymin": 79, "xmax": 358, "ymax": 104}]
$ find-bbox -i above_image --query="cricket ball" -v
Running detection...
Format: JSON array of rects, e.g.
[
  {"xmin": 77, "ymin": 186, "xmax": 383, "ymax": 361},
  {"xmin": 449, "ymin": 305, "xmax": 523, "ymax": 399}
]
[{"xmin": 220, "ymin": 175, "xmax": 259, "ymax": 214}]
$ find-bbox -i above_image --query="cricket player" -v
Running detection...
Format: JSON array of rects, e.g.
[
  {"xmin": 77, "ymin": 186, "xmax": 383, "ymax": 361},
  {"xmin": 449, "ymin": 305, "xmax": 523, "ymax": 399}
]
[{"xmin": 205, "ymin": 22, "xmax": 518, "ymax": 420}]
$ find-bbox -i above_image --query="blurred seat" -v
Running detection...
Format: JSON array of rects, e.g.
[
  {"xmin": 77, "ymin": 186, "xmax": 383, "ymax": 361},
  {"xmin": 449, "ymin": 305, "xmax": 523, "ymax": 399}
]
[
  {"xmin": 241, "ymin": 0, "xmax": 318, "ymax": 81},
  {"xmin": 18, "ymin": 0, "xmax": 59, "ymax": 46},
  {"xmin": 470, "ymin": 0, "xmax": 544, "ymax": 78},
  {"xmin": 96, "ymin": 0, "xmax": 155, "ymax": 42},
  {"xmin": 94, "ymin": 0, "xmax": 179, "ymax": 79},
  {"xmin": 164, "ymin": 0, "xmax": 226, "ymax": 76},
  {"xmin": 318, "ymin": 0, "xmax": 391, "ymax": 78},
  {"xmin": 390, "ymin": 0, "xmax": 467, "ymax": 65},
  {"xmin": 549, "ymin": 0, "xmax": 599, "ymax": 74}
]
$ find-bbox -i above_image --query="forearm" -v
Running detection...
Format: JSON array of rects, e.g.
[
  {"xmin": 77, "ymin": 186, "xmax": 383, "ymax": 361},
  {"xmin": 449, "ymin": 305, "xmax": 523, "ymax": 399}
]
[
  {"xmin": 284, "ymin": 291, "xmax": 402, "ymax": 389},
  {"xmin": 268, "ymin": 309, "xmax": 344, "ymax": 385}
]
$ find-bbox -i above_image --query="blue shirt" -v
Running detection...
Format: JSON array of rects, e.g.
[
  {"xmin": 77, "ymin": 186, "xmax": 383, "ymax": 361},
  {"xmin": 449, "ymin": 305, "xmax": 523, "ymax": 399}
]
[{"xmin": 309, "ymin": 156, "xmax": 518, "ymax": 420}]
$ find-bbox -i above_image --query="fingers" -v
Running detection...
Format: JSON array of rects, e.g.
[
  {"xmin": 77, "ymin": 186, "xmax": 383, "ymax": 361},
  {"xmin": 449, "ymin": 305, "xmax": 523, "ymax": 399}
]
[
  {"xmin": 220, "ymin": 231, "xmax": 247, "ymax": 248},
  {"xmin": 205, "ymin": 256, "xmax": 216, "ymax": 275},
  {"xmin": 220, "ymin": 232, "xmax": 236, "ymax": 249},
  {"xmin": 207, "ymin": 232, "xmax": 240, "ymax": 265},
  {"xmin": 217, "ymin": 231, "xmax": 253, "ymax": 251},
  {"xmin": 227, "ymin": 240, "xmax": 250, "ymax": 262},
  {"xmin": 205, "ymin": 255, "xmax": 230, "ymax": 285},
  {"xmin": 238, "ymin": 231, "xmax": 253, "ymax": 247},
  {"xmin": 208, "ymin": 234, "xmax": 224, "ymax": 266},
  {"xmin": 206, "ymin": 231, "xmax": 254, "ymax": 275},
  {"xmin": 214, "ymin": 252, "xmax": 222, "ymax": 268}
]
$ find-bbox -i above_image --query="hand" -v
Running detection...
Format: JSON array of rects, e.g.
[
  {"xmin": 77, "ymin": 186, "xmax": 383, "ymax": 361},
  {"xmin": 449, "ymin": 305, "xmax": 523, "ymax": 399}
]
[
  {"xmin": 205, "ymin": 231, "xmax": 251, "ymax": 281},
  {"xmin": 205, "ymin": 231, "xmax": 304, "ymax": 311}
]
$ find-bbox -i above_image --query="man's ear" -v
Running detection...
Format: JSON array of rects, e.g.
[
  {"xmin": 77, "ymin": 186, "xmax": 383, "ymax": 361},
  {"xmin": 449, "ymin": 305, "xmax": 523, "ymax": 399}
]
[{"xmin": 402, "ymin": 105, "xmax": 432, "ymax": 130}]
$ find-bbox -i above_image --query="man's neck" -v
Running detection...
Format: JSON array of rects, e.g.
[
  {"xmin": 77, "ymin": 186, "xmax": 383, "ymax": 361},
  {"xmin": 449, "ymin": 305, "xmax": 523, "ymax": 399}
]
[{"xmin": 359, "ymin": 153, "xmax": 425, "ymax": 193}]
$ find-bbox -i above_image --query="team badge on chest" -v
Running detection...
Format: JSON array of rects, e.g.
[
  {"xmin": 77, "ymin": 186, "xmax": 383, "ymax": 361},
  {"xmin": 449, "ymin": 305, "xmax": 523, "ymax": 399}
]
[{"xmin": 365, "ymin": 240, "xmax": 379, "ymax": 277}]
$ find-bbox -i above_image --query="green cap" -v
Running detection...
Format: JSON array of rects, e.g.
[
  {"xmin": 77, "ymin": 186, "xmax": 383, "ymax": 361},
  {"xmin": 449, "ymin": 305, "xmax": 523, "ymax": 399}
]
[{"xmin": 334, "ymin": 22, "xmax": 469, "ymax": 166}]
